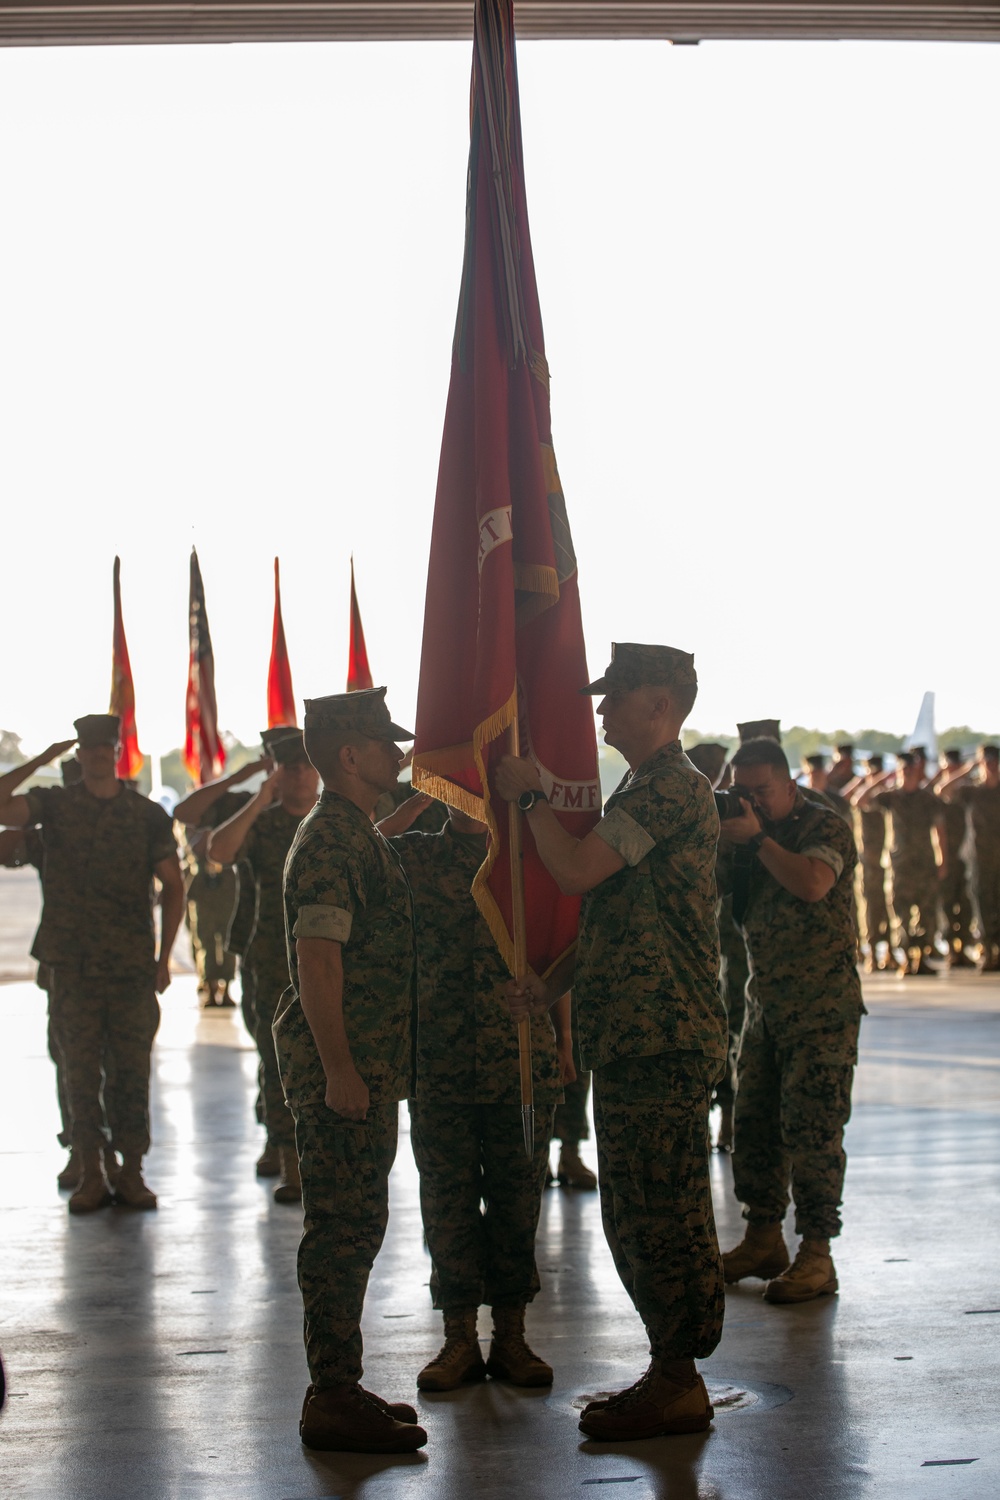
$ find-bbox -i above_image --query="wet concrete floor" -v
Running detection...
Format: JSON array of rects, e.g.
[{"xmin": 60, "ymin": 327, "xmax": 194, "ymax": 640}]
[{"xmin": 1, "ymin": 967, "xmax": 998, "ymax": 1499}]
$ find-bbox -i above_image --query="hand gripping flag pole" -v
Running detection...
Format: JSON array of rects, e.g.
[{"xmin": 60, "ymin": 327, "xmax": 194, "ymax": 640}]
[{"xmin": 412, "ymin": 0, "xmax": 600, "ymax": 1160}]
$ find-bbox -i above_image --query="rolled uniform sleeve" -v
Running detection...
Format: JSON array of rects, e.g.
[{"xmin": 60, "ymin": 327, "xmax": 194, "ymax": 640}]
[
  {"xmin": 800, "ymin": 842, "xmax": 845, "ymax": 880},
  {"xmin": 594, "ymin": 806, "xmax": 657, "ymax": 867},
  {"xmin": 294, "ymin": 904, "xmax": 353, "ymax": 943}
]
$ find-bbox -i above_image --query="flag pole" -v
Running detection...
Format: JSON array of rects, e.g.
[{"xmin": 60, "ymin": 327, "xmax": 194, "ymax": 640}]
[{"xmin": 506, "ymin": 717, "xmax": 534, "ymax": 1159}]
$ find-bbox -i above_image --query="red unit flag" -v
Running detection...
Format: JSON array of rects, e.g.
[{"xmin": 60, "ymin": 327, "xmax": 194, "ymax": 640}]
[
  {"xmin": 183, "ymin": 548, "xmax": 226, "ymax": 786},
  {"xmin": 109, "ymin": 556, "xmax": 144, "ymax": 782},
  {"xmin": 347, "ymin": 557, "xmax": 374, "ymax": 693},
  {"xmin": 413, "ymin": 0, "xmax": 599, "ymax": 981},
  {"xmin": 267, "ymin": 557, "xmax": 297, "ymax": 727}
]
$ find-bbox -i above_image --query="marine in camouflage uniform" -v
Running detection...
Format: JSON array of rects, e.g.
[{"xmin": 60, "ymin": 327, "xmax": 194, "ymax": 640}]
[
  {"xmin": 182, "ymin": 836, "xmax": 238, "ymax": 1003},
  {"xmin": 719, "ymin": 736, "xmax": 864, "ymax": 1304},
  {"xmin": 936, "ymin": 752, "xmax": 975, "ymax": 966},
  {"xmin": 272, "ymin": 689, "xmax": 425, "ymax": 1454},
  {"xmin": 0, "ymin": 717, "xmax": 184, "ymax": 1213},
  {"xmin": 209, "ymin": 727, "xmax": 318, "ymax": 1198},
  {"xmin": 497, "ymin": 643, "xmax": 726, "ymax": 1442},
  {"xmin": 854, "ymin": 756, "xmax": 891, "ymax": 966},
  {"xmin": 866, "ymin": 755, "xmax": 946, "ymax": 972},
  {"xmin": 951, "ymin": 747, "xmax": 1000, "ymax": 970},
  {"xmin": 392, "ymin": 810, "xmax": 566, "ymax": 1390}
]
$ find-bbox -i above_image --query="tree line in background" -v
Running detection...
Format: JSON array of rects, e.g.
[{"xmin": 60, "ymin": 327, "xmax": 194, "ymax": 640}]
[{"xmin": 2, "ymin": 725, "xmax": 998, "ymax": 802}]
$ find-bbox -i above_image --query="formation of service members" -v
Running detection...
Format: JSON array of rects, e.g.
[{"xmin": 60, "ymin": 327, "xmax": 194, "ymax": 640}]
[
  {"xmin": 0, "ymin": 715, "xmax": 184, "ymax": 1212},
  {"xmin": 6, "ymin": 676, "xmax": 1000, "ymax": 1457}
]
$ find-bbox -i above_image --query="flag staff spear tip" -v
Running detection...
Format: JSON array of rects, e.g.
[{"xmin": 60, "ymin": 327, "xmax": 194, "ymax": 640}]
[{"xmin": 506, "ymin": 715, "xmax": 534, "ymax": 1159}]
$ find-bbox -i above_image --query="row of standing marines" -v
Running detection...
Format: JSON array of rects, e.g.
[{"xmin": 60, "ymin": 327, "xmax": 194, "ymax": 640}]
[{"xmin": 2, "ymin": 644, "xmax": 998, "ymax": 1452}]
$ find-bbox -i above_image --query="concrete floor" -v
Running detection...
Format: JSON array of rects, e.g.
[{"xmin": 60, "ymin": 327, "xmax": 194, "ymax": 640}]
[{"xmin": 1, "ymin": 962, "xmax": 998, "ymax": 1499}]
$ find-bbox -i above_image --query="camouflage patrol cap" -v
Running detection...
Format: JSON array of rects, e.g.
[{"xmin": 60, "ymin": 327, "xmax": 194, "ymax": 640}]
[
  {"xmin": 686, "ymin": 742, "xmax": 728, "ymax": 785},
  {"xmin": 260, "ymin": 726, "xmax": 310, "ymax": 765},
  {"xmin": 581, "ymin": 642, "xmax": 697, "ymax": 696},
  {"xmin": 805, "ymin": 754, "xmax": 827, "ymax": 771},
  {"xmin": 738, "ymin": 719, "xmax": 781, "ymax": 745},
  {"xmin": 73, "ymin": 714, "xmax": 121, "ymax": 747},
  {"xmin": 303, "ymin": 687, "xmax": 414, "ymax": 741},
  {"xmin": 943, "ymin": 747, "xmax": 964, "ymax": 765},
  {"xmin": 60, "ymin": 757, "xmax": 83, "ymax": 786},
  {"xmin": 835, "ymin": 743, "xmax": 855, "ymax": 757}
]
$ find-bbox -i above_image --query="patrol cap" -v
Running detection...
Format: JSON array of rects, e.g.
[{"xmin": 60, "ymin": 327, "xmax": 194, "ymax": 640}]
[
  {"xmin": 910, "ymin": 745, "xmax": 927, "ymax": 759},
  {"xmin": 581, "ymin": 642, "xmax": 697, "ymax": 696},
  {"xmin": 74, "ymin": 714, "xmax": 121, "ymax": 747},
  {"xmin": 738, "ymin": 719, "xmax": 781, "ymax": 745},
  {"xmin": 303, "ymin": 687, "xmax": 414, "ymax": 742},
  {"xmin": 686, "ymin": 742, "xmax": 728, "ymax": 785},
  {"xmin": 864, "ymin": 753, "xmax": 884, "ymax": 770},
  {"xmin": 260, "ymin": 726, "xmax": 310, "ymax": 765},
  {"xmin": 835, "ymin": 744, "xmax": 855, "ymax": 757},
  {"xmin": 943, "ymin": 747, "xmax": 964, "ymax": 765},
  {"xmin": 60, "ymin": 757, "xmax": 83, "ymax": 786},
  {"xmin": 804, "ymin": 754, "xmax": 827, "ymax": 771}
]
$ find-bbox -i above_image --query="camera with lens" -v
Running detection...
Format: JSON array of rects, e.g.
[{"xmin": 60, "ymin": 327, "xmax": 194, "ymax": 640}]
[{"xmin": 714, "ymin": 787, "xmax": 754, "ymax": 821}]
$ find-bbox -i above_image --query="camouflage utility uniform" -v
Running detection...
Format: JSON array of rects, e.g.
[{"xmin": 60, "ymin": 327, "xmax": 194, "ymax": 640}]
[
  {"xmin": 394, "ymin": 823, "xmax": 562, "ymax": 1311},
  {"xmin": 273, "ymin": 791, "xmax": 414, "ymax": 1389},
  {"xmin": 857, "ymin": 804, "xmax": 890, "ymax": 952},
  {"xmin": 24, "ymin": 782, "xmax": 177, "ymax": 1156},
  {"xmin": 937, "ymin": 798, "xmax": 973, "ymax": 955},
  {"xmin": 957, "ymin": 784, "xmax": 1000, "ymax": 955},
  {"xmin": 575, "ymin": 741, "xmax": 727, "ymax": 1363},
  {"xmin": 237, "ymin": 805, "xmax": 304, "ymax": 1152},
  {"xmin": 732, "ymin": 794, "xmax": 864, "ymax": 1240},
  {"xmin": 199, "ymin": 789, "xmax": 257, "ymax": 1036},
  {"xmin": 184, "ymin": 855, "xmax": 238, "ymax": 987},
  {"xmin": 873, "ymin": 787, "xmax": 942, "ymax": 954}
]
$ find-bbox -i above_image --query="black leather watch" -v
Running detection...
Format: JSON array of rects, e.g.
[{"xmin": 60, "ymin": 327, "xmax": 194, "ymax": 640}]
[
  {"xmin": 517, "ymin": 788, "xmax": 548, "ymax": 813},
  {"xmin": 747, "ymin": 832, "xmax": 767, "ymax": 856}
]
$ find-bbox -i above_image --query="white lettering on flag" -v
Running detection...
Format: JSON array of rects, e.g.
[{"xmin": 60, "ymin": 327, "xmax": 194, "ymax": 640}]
[{"xmin": 478, "ymin": 507, "xmax": 513, "ymax": 573}]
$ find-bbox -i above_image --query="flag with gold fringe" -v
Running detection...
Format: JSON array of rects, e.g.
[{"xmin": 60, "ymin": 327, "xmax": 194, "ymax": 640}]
[
  {"xmin": 267, "ymin": 557, "xmax": 297, "ymax": 727},
  {"xmin": 109, "ymin": 556, "xmax": 144, "ymax": 781},
  {"xmin": 413, "ymin": 0, "xmax": 599, "ymax": 981}
]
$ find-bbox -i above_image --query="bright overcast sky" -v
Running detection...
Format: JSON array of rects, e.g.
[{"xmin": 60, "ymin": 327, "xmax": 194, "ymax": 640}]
[{"xmin": 1, "ymin": 36, "xmax": 997, "ymax": 761}]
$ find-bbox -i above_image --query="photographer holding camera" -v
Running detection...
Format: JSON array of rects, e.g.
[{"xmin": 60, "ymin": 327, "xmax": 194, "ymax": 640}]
[{"xmin": 717, "ymin": 737, "xmax": 864, "ymax": 1304}]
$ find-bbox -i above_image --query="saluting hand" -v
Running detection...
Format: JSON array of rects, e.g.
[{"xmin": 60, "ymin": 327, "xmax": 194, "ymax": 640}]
[
  {"xmin": 41, "ymin": 739, "xmax": 77, "ymax": 765},
  {"xmin": 233, "ymin": 754, "xmax": 274, "ymax": 784},
  {"xmin": 253, "ymin": 770, "xmax": 282, "ymax": 809}
]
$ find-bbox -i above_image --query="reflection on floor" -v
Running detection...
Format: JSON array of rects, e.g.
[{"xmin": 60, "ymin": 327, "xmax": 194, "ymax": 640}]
[{"xmin": 1, "ymin": 970, "xmax": 998, "ymax": 1499}]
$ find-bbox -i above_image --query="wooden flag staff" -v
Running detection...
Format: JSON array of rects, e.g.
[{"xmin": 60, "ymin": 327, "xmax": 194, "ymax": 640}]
[{"xmin": 506, "ymin": 718, "xmax": 534, "ymax": 1159}]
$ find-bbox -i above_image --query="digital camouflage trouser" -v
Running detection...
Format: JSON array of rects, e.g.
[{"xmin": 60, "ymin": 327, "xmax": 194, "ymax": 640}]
[
  {"xmin": 939, "ymin": 858, "xmax": 973, "ymax": 953},
  {"xmin": 733, "ymin": 1016, "xmax": 859, "ymax": 1241},
  {"xmin": 888, "ymin": 857, "xmax": 939, "ymax": 954},
  {"xmin": 553, "ymin": 1072, "xmax": 591, "ymax": 1144},
  {"xmin": 294, "ymin": 1100, "xmax": 398, "ymax": 1388},
  {"xmin": 409, "ymin": 1098, "xmax": 553, "ymax": 1310},
  {"xmin": 593, "ymin": 1053, "xmax": 725, "ymax": 1362},
  {"xmin": 860, "ymin": 857, "xmax": 890, "ymax": 950},
  {"xmin": 716, "ymin": 894, "xmax": 749, "ymax": 1108},
  {"xmin": 975, "ymin": 855, "xmax": 1000, "ymax": 949},
  {"xmin": 185, "ymin": 866, "xmax": 238, "ymax": 986},
  {"xmin": 48, "ymin": 968, "xmax": 159, "ymax": 1155},
  {"xmin": 251, "ymin": 958, "xmax": 296, "ymax": 1150}
]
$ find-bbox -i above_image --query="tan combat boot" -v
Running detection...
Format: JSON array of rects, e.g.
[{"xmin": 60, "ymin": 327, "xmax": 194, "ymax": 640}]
[
  {"xmin": 114, "ymin": 1154, "xmax": 158, "ymax": 1210},
  {"xmin": 486, "ymin": 1304, "xmax": 553, "ymax": 1386},
  {"xmin": 273, "ymin": 1149, "xmax": 302, "ymax": 1204},
  {"xmin": 57, "ymin": 1146, "xmax": 83, "ymax": 1191},
  {"xmin": 722, "ymin": 1221, "xmax": 790, "ymax": 1283},
  {"xmin": 68, "ymin": 1151, "xmax": 112, "ymax": 1215},
  {"xmin": 299, "ymin": 1383, "xmax": 427, "ymax": 1453},
  {"xmin": 417, "ymin": 1308, "xmax": 487, "ymax": 1391},
  {"xmin": 579, "ymin": 1359, "xmax": 712, "ymax": 1441},
  {"xmin": 557, "ymin": 1144, "xmax": 598, "ymax": 1191},
  {"xmin": 764, "ymin": 1239, "xmax": 838, "ymax": 1303},
  {"xmin": 256, "ymin": 1144, "xmax": 281, "ymax": 1178}
]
